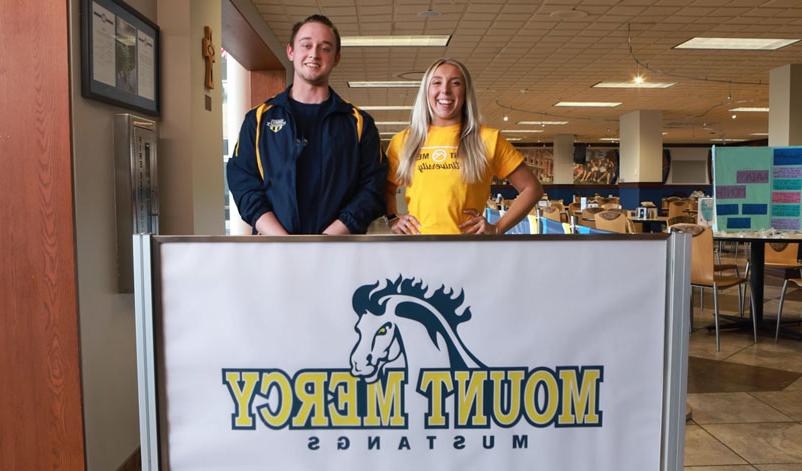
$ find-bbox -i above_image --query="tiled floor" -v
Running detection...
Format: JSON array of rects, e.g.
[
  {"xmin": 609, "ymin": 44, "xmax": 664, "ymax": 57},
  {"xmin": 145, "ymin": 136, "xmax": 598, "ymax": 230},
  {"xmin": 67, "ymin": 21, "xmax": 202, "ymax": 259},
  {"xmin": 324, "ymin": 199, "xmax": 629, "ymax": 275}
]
[{"xmin": 685, "ymin": 255, "xmax": 802, "ymax": 470}]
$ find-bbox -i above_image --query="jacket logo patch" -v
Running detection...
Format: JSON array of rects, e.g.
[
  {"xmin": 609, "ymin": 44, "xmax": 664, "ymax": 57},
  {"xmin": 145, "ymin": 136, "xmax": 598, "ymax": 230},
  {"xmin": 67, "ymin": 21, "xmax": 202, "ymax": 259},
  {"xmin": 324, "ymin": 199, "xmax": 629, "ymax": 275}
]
[{"xmin": 267, "ymin": 119, "xmax": 286, "ymax": 133}]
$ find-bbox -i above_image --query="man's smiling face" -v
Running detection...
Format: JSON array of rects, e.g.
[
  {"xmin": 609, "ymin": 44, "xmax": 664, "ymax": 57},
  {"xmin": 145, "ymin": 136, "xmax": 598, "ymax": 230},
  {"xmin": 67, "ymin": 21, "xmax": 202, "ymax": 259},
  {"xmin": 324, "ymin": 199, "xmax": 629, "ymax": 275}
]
[{"xmin": 287, "ymin": 21, "xmax": 340, "ymax": 87}]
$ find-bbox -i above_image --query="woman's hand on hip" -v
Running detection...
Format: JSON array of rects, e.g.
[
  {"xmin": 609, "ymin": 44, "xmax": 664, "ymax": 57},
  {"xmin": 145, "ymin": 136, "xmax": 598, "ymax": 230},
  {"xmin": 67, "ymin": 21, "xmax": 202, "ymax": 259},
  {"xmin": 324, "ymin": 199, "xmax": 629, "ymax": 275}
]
[
  {"xmin": 460, "ymin": 209, "xmax": 498, "ymax": 235},
  {"xmin": 390, "ymin": 214, "xmax": 422, "ymax": 235}
]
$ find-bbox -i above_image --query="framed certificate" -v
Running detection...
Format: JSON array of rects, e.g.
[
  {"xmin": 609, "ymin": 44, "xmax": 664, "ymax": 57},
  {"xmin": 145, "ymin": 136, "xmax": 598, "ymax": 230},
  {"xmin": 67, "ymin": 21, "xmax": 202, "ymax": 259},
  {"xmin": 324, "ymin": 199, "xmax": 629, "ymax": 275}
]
[{"xmin": 81, "ymin": 0, "xmax": 160, "ymax": 116}]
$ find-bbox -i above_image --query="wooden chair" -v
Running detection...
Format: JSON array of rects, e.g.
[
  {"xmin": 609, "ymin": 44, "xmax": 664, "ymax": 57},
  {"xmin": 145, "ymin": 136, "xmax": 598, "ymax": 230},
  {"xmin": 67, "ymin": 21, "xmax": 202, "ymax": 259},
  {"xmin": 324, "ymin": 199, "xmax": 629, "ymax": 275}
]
[
  {"xmin": 672, "ymin": 224, "xmax": 756, "ymax": 351},
  {"xmin": 761, "ymin": 242, "xmax": 802, "ymax": 341},
  {"xmin": 594, "ymin": 210, "xmax": 631, "ymax": 233},
  {"xmin": 579, "ymin": 207, "xmax": 604, "ymax": 229},
  {"xmin": 776, "ymin": 276, "xmax": 802, "ymax": 342},
  {"xmin": 540, "ymin": 205, "xmax": 562, "ymax": 222},
  {"xmin": 667, "ymin": 199, "xmax": 691, "ymax": 219},
  {"xmin": 567, "ymin": 202, "xmax": 582, "ymax": 217},
  {"xmin": 667, "ymin": 215, "xmax": 695, "ymax": 226},
  {"xmin": 601, "ymin": 202, "xmax": 622, "ymax": 210},
  {"xmin": 662, "ymin": 196, "xmax": 681, "ymax": 213}
]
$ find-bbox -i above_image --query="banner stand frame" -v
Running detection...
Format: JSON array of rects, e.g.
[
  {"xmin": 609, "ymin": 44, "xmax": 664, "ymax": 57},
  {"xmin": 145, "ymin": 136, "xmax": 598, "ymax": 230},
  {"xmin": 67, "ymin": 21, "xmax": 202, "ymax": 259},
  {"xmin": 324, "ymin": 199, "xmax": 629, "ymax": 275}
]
[{"xmin": 134, "ymin": 233, "xmax": 690, "ymax": 470}]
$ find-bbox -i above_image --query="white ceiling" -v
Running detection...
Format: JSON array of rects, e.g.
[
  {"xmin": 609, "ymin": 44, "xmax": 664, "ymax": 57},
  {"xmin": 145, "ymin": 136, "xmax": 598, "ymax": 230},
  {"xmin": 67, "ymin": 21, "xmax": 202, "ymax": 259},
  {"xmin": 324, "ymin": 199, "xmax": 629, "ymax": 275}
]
[{"xmin": 252, "ymin": 0, "xmax": 802, "ymax": 144}]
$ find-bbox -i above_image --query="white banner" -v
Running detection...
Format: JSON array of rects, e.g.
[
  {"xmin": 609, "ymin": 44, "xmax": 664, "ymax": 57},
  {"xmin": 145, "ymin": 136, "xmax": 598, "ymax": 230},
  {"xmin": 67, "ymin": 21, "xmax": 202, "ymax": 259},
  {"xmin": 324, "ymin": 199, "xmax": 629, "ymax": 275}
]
[{"xmin": 157, "ymin": 239, "xmax": 669, "ymax": 470}]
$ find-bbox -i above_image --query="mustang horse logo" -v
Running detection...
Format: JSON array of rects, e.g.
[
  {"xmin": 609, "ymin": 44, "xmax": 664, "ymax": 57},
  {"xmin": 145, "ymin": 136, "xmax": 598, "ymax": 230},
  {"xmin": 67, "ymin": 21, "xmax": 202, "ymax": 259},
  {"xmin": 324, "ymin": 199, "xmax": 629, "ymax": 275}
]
[{"xmin": 350, "ymin": 276, "xmax": 484, "ymax": 383}]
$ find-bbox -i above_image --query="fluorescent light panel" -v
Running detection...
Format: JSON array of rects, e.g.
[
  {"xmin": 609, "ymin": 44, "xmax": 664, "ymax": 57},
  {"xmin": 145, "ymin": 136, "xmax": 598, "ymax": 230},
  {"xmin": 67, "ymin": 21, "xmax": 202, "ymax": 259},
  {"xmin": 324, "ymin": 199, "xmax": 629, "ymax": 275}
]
[
  {"xmin": 599, "ymin": 138, "xmax": 619, "ymax": 142},
  {"xmin": 674, "ymin": 37, "xmax": 800, "ymax": 50},
  {"xmin": 506, "ymin": 137, "xmax": 523, "ymax": 141},
  {"xmin": 750, "ymin": 133, "xmax": 769, "ymax": 136},
  {"xmin": 593, "ymin": 81, "xmax": 675, "ymax": 89},
  {"xmin": 501, "ymin": 129, "xmax": 544, "ymax": 133},
  {"xmin": 359, "ymin": 105, "xmax": 414, "ymax": 111},
  {"xmin": 375, "ymin": 121, "xmax": 409, "ymax": 126},
  {"xmin": 517, "ymin": 121, "xmax": 568, "ymax": 125},
  {"xmin": 379, "ymin": 132, "xmax": 397, "ymax": 136},
  {"xmin": 729, "ymin": 107, "xmax": 769, "ymax": 112},
  {"xmin": 348, "ymin": 81, "xmax": 420, "ymax": 88},
  {"xmin": 710, "ymin": 138, "xmax": 747, "ymax": 142},
  {"xmin": 341, "ymin": 35, "xmax": 451, "ymax": 47},
  {"xmin": 555, "ymin": 101, "xmax": 621, "ymax": 107}
]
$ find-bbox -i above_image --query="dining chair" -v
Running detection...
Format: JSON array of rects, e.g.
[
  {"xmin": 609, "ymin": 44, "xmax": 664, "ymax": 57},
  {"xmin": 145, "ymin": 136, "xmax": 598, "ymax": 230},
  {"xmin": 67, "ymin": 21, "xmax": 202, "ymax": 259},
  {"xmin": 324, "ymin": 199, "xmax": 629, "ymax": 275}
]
[
  {"xmin": 667, "ymin": 200, "xmax": 691, "ymax": 220},
  {"xmin": 567, "ymin": 202, "xmax": 582, "ymax": 217},
  {"xmin": 540, "ymin": 205, "xmax": 562, "ymax": 222},
  {"xmin": 579, "ymin": 207, "xmax": 604, "ymax": 229},
  {"xmin": 776, "ymin": 276, "xmax": 802, "ymax": 342},
  {"xmin": 594, "ymin": 210, "xmax": 631, "ymax": 233},
  {"xmin": 671, "ymin": 223, "xmax": 757, "ymax": 351}
]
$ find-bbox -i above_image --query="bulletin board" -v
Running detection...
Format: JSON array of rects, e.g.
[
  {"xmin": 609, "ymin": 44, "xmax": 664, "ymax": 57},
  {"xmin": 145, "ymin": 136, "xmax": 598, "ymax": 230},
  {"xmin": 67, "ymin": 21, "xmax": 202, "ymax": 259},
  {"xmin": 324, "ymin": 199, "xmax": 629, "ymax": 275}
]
[{"xmin": 713, "ymin": 147, "xmax": 802, "ymax": 231}]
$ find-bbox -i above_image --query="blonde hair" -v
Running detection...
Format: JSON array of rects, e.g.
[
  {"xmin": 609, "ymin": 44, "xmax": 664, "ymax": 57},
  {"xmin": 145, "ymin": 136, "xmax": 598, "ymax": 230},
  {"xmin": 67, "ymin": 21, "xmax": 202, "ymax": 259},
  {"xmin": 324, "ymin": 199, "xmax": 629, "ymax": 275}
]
[{"xmin": 396, "ymin": 58, "xmax": 487, "ymax": 185}]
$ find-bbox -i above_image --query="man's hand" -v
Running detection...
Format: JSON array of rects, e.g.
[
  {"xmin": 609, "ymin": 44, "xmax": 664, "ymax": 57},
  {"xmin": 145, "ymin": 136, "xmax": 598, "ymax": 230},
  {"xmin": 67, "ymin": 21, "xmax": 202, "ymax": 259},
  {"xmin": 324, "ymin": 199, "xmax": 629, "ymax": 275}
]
[
  {"xmin": 254, "ymin": 212, "xmax": 289, "ymax": 235},
  {"xmin": 323, "ymin": 219, "xmax": 351, "ymax": 235}
]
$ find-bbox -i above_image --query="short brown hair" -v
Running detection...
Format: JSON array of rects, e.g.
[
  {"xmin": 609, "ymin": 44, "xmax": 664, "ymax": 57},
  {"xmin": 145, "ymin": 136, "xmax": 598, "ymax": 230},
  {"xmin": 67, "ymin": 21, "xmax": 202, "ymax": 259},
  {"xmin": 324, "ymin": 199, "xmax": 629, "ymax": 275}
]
[{"xmin": 289, "ymin": 15, "xmax": 341, "ymax": 54}]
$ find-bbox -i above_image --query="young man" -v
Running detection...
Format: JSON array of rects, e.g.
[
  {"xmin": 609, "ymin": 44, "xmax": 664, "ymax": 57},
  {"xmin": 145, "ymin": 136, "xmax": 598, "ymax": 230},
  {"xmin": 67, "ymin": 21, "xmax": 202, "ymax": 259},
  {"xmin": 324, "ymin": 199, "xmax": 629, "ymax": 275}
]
[{"xmin": 227, "ymin": 15, "xmax": 386, "ymax": 235}]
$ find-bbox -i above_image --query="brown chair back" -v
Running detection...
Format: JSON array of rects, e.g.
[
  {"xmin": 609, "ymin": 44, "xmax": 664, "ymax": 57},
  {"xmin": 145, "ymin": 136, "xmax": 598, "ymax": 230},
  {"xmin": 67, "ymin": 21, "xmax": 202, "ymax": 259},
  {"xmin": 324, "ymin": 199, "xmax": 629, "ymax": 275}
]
[
  {"xmin": 594, "ymin": 210, "xmax": 629, "ymax": 233},
  {"xmin": 540, "ymin": 206, "xmax": 562, "ymax": 222},
  {"xmin": 667, "ymin": 200, "xmax": 691, "ymax": 219},
  {"xmin": 766, "ymin": 242, "xmax": 799, "ymax": 264},
  {"xmin": 669, "ymin": 223, "xmax": 713, "ymax": 285}
]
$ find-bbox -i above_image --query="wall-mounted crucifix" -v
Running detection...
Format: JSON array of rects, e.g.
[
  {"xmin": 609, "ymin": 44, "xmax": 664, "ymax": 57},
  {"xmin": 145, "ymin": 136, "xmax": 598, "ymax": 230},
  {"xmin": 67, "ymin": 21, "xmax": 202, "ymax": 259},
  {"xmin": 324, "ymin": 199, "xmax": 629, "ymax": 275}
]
[{"xmin": 202, "ymin": 26, "xmax": 215, "ymax": 90}]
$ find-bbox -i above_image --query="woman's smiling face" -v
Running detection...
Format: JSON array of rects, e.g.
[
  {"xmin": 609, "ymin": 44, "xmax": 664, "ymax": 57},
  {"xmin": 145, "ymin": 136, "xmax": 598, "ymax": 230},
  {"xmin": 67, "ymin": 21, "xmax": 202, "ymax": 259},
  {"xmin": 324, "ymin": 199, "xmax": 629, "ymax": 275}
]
[{"xmin": 427, "ymin": 63, "xmax": 465, "ymax": 126}]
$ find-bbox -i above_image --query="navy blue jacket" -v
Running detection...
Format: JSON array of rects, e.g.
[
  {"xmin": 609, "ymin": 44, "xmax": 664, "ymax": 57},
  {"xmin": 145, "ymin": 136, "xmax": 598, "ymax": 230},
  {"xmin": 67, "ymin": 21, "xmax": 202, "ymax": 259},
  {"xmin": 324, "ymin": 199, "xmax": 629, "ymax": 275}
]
[{"xmin": 226, "ymin": 87, "xmax": 387, "ymax": 234}]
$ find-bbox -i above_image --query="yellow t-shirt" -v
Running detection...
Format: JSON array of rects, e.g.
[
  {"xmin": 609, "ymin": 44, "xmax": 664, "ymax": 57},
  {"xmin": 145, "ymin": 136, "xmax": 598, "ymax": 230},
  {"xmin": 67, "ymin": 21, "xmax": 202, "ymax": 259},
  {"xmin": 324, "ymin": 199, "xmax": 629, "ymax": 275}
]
[{"xmin": 386, "ymin": 124, "xmax": 524, "ymax": 234}]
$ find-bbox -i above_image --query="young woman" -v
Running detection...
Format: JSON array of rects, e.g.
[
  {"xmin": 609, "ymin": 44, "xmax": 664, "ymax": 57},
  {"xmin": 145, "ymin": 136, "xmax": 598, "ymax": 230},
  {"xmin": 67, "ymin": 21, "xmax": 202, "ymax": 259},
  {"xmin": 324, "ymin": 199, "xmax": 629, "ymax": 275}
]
[{"xmin": 385, "ymin": 58, "xmax": 542, "ymax": 235}]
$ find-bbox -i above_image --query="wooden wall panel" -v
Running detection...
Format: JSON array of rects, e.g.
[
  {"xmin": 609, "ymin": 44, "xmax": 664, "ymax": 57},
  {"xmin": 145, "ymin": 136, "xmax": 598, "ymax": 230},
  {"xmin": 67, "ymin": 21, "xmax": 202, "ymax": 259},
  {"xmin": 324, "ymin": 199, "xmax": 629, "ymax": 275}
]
[
  {"xmin": 250, "ymin": 70, "xmax": 287, "ymax": 107},
  {"xmin": 0, "ymin": 1, "xmax": 86, "ymax": 469}
]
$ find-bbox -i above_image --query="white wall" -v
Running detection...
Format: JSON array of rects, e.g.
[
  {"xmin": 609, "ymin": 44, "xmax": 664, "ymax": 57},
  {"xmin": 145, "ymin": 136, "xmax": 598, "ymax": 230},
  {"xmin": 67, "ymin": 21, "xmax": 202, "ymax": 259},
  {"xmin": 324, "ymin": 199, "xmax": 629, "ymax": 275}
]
[
  {"xmin": 68, "ymin": 1, "xmax": 156, "ymax": 468},
  {"xmin": 666, "ymin": 147, "xmax": 710, "ymax": 184},
  {"xmin": 158, "ymin": 0, "xmax": 224, "ymax": 235},
  {"xmin": 69, "ymin": 0, "xmax": 226, "ymax": 468}
]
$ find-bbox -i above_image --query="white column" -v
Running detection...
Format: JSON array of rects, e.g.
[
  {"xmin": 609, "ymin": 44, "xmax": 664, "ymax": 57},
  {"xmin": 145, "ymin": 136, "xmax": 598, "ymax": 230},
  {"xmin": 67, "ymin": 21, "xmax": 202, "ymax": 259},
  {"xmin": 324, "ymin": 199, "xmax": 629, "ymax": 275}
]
[
  {"xmin": 619, "ymin": 110, "xmax": 663, "ymax": 182},
  {"xmin": 552, "ymin": 134, "xmax": 575, "ymax": 184},
  {"xmin": 224, "ymin": 54, "xmax": 254, "ymax": 235},
  {"xmin": 769, "ymin": 64, "xmax": 802, "ymax": 146}
]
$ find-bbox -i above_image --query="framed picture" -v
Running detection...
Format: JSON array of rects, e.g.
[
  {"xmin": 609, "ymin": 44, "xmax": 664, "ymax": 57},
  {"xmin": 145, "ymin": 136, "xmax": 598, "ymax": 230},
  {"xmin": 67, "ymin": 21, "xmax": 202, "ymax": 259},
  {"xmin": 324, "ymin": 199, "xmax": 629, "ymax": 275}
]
[{"xmin": 81, "ymin": 0, "xmax": 160, "ymax": 116}]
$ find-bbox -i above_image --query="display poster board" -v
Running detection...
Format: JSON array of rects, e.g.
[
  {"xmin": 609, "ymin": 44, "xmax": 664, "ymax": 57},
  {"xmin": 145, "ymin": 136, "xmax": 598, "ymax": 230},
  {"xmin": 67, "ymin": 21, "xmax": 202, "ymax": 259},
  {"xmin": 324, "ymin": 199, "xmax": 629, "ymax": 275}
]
[
  {"xmin": 134, "ymin": 235, "xmax": 689, "ymax": 470},
  {"xmin": 697, "ymin": 197, "xmax": 715, "ymax": 227},
  {"xmin": 81, "ymin": 0, "xmax": 160, "ymax": 115},
  {"xmin": 713, "ymin": 147, "xmax": 802, "ymax": 231}
]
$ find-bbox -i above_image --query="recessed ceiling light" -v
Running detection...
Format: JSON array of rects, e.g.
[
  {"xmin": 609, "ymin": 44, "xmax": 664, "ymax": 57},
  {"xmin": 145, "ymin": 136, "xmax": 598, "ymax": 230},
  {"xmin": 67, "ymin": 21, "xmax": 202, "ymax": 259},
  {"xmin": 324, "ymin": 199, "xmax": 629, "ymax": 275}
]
[
  {"xmin": 375, "ymin": 121, "xmax": 409, "ymax": 126},
  {"xmin": 555, "ymin": 101, "xmax": 621, "ymax": 107},
  {"xmin": 341, "ymin": 35, "xmax": 451, "ymax": 47},
  {"xmin": 729, "ymin": 107, "xmax": 769, "ymax": 112},
  {"xmin": 348, "ymin": 81, "xmax": 420, "ymax": 88},
  {"xmin": 359, "ymin": 105, "xmax": 414, "ymax": 111},
  {"xmin": 517, "ymin": 121, "xmax": 568, "ymax": 125},
  {"xmin": 593, "ymin": 81, "xmax": 676, "ymax": 89},
  {"xmin": 674, "ymin": 37, "xmax": 800, "ymax": 50},
  {"xmin": 501, "ymin": 129, "xmax": 544, "ymax": 133}
]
